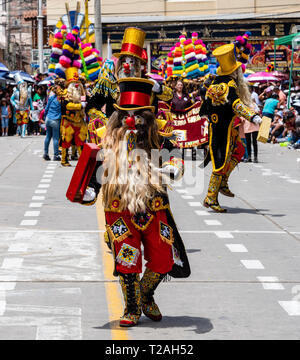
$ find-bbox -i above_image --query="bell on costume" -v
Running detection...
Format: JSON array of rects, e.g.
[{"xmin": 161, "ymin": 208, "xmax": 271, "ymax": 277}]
[
  {"xmin": 119, "ymin": 273, "xmax": 142, "ymax": 327},
  {"xmin": 140, "ymin": 268, "xmax": 165, "ymax": 322}
]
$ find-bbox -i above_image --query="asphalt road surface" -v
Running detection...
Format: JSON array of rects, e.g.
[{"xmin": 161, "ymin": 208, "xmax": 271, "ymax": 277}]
[{"xmin": 0, "ymin": 135, "xmax": 299, "ymax": 340}]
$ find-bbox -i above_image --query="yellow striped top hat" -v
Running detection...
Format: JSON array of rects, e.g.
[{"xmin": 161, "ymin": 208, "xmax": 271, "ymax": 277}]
[
  {"xmin": 65, "ymin": 67, "xmax": 79, "ymax": 84},
  {"xmin": 213, "ymin": 44, "xmax": 242, "ymax": 76},
  {"xmin": 115, "ymin": 27, "xmax": 146, "ymax": 63}
]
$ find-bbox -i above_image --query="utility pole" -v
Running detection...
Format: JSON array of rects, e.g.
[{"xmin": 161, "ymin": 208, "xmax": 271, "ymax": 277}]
[
  {"xmin": 85, "ymin": 0, "xmax": 90, "ymax": 43},
  {"xmin": 94, "ymin": 0, "xmax": 102, "ymax": 54},
  {"xmin": 37, "ymin": 0, "xmax": 44, "ymax": 73},
  {"xmin": 6, "ymin": 0, "xmax": 10, "ymax": 66}
]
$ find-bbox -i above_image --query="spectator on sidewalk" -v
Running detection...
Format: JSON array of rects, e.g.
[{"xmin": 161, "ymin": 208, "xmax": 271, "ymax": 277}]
[
  {"xmin": 43, "ymin": 85, "xmax": 62, "ymax": 161},
  {"xmin": 0, "ymin": 98, "xmax": 11, "ymax": 136},
  {"xmin": 262, "ymin": 93, "xmax": 280, "ymax": 120}
]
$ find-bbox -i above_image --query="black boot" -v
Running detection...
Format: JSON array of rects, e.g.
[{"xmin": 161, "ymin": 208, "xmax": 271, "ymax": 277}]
[
  {"xmin": 140, "ymin": 268, "xmax": 165, "ymax": 321},
  {"xmin": 119, "ymin": 273, "xmax": 141, "ymax": 327}
]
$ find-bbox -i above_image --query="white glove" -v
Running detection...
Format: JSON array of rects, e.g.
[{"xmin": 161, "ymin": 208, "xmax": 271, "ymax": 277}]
[
  {"xmin": 253, "ymin": 115, "xmax": 262, "ymax": 125},
  {"xmin": 150, "ymin": 79, "xmax": 161, "ymax": 94},
  {"xmin": 81, "ymin": 102, "xmax": 87, "ymax": 109},
  {"xmin": 160, "ymin": 165, "xmax": 180, "ymax": 180},
  {"xmin": 83, "ymin": 187, "xmax": 96, "ymax": 202}
]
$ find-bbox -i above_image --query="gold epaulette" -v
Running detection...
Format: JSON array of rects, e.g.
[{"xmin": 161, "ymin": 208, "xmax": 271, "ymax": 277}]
[
  {"xmin": 206, "ymin": 82, "xmax": 229, "ymax": 106},
  {"xmin": 156, "ymin": 85, "xmax": 173, "ymax": 102},
  {"xmin": 228, "ymin": 79, "xmax": 237, "ymax": 89}
]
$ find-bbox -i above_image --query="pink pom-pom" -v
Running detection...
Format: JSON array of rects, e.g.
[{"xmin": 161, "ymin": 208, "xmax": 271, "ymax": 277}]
[
  {"xmin": 59, "ymin": 56, "xmax": 71, "ymax": 68},
  {"xmin": 236, "ymin": 36, "xmax": 245, "ymax": 44},
  {"xmin": 170, "ymin": 46, "xmax": 175, "ymax": 51},
  {"xmin": 243, "ymin": 33, "xmax": 249, "ymax": 39},
  {"xmin": 55, "ymin": 32, "xmax": 63, "ymax": 39},
  {"xmin": 192, "ymin": 32, "xmax": 198, "ymax": 37},
  {"xmin": 66, "ymin": 33, "xmax": 76, "ymax": 42},
  {"xmin": 179, "ymin": 35, "xmax": 186, "ymax": 39},
  {"xmin": 241, "ymin": 64, "xmax": 246, "ymax": 73},
  {"xmin": 175, "ymin": 42, "xmax": 181, "ymax": 47},
  {"xmin": 61, "ymin": 25, "xmax": 67, "ymax": 30},
  {"xmin": 81, "ymin": 43, "xmax": 90, "ymax": 49},
  {"xmin": 184, "ymin": 39, "xmax": 192, "ymax": 45},
  {"xmin": 245, "ymin": 43, "xmax": 252, "ymax": 50},
  {"xmin": 73, "ymin": 60, "xmax": 81, "ymax": 69}
]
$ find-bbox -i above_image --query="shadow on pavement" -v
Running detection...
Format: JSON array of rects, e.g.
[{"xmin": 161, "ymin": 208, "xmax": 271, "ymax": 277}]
[
  {"xmin": 186, "ymin": 249, "xmax": 202, "ymax": 254},
  {"xmin": 96, "ymin": 316, "xmax": 213, "ymax": 335},
  {"xmin": 225, "ymin": 207, "xmax": 286, "ymax": 217}
]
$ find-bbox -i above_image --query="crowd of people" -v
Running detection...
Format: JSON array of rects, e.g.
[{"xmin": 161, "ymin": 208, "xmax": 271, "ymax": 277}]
[
  {"xmin": 0, "ymin": 81, "xmax": 48, "ymax": 137},
  {"xmin": 0, "ymin": 68, "xmax": 299, "ymax": 163}
]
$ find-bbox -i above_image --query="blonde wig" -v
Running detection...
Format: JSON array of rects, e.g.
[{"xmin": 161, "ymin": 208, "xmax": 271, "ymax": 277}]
[{"xmin": 101, "ymin": 110, "xmax": 165, "ymax": 213}]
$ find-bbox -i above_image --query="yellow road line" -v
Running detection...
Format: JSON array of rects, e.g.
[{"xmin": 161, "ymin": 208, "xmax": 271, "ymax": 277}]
[{"xmin": 96, "ymin": 198, "xmax": 130, "ymax": 340}]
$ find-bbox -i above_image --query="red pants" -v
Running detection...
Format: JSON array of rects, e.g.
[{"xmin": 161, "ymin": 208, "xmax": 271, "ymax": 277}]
[
  {"xmin": 106, "ymin": 208, "xmax": 174, "ymax": 275},
  {"xmin": 61, "ymin": 119, "xmax": 87, "ymax": 148}
]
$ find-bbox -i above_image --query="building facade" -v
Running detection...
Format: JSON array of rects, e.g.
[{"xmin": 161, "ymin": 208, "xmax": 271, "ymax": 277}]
[{"xmin": 46, "ymin": 0, "xmax": 300, "ymax": 71}]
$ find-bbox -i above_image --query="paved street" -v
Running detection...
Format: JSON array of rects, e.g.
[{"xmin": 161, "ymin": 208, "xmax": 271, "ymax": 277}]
[{"xmin": 0, "ymin": 135, "xmax": 300, "ymax": 340}]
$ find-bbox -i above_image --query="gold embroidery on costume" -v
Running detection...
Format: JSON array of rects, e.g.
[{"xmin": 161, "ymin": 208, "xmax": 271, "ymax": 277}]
[
  {"xmin": 206, "ymin": 83, "xmax": 229, "ymax": 106},
  {"xmin": 108, "ymin": 217, "xmax": 131, "ymax": 242},
  {"xmin": 232, "ymin": 98, "xmax": 256, "ymax": 121},
  {"xmin": 131, "ymin": 212, "xmax": 154, "ymax": 231},
  {"xmin": 159, "ymin": 221, "xmax": 174, "ymax": 245},
  {"xmin": 228, "ymin": 79, "xmax": 237, "ymax": 89},
  {"xmin": 116, "ymin": 243, "xmax": 140, "ymax": 268},
  {"xmin": 156, "ymin": 85, "xmax": 173, "ymax": 102},
  {"xmin": 211, "ymin": 113, "xmax": 219, "ymax": 123}
]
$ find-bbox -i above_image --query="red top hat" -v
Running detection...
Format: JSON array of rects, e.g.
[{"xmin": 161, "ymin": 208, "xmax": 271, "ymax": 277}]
[{"xmin": 114, "ymin": 77, "xmax": 154, "ymax": 112}]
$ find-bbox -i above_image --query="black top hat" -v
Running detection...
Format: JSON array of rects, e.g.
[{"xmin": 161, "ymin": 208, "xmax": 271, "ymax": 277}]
[{"xmin": 114, "ymin": 77, "xmax": 155, "ymax": 112}]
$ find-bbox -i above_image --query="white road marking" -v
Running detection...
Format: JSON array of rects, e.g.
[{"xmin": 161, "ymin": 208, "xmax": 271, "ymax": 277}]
[
  {"xmin": 32, "ymin": 196, "xmax": 45, "ymax": 201},
  {"xmin": 188, "ymin": 202, "xmax": 202, "ymax": 207},
  {"xmin": 29, "ymin": 203, "xmax": 43, "ymax": 208},
  {"xmin": 8, "ymin": 243, "xmax": 29, "ymax": 252},
  {"xmin": 0, "ymin": 300, "xmax": 6, "ymax": 316},
  {"xmin": 14, "ymin": 231, "xmax": 34, "ymax": 240},
  {"xmin": 1, "ymin": 258, "xmax": 24, "ymax": 269},
  {"xmin": 257, "ymin": 276, "xmax": 284, "ymax": 290},
  {"xmin": 20, "ymin": 220, "xmax": 38, "ymax": 226},
  {"xmin": 279, "ymin": 301, "xmax": 300, "ymax": 316},
  {"xmin": 279, "ymin": 176, "xmax": 290, "ymax": 179},
  {"xmin": 38, "ymin": 184, "xmax": 50, "ymax": 189},
  {"xmin": 226, "ymin": 244, "xmax": 248, "ymax": 253},
  {"xmin": 35, "ymin": 189, "xmax": 47, "ymax": 194},
  {"xmin": 24, "ymin": 211, "xmax": 40, "ymax": 217},
  {"xmin": 0, "ymin": 283, "xmax": 16, "ymax": 291},
  {"xmin": 40, "ymin": 179, "xmax": 51, "ymax": 183},
  {"xmin": 215, "ymin": 231, "xmax": 234, "ymax": 238},
  {"xmin": 241, "ymin": 260, "xmax": 264, "ymax": 269},
  {"xmin": 42, "ymin": 175, "xmax": 53, "ymax": 178},
  {"xmin": 205, "ymin": 220, "xmax": 222, "ymax": 226},
  {"xmin": 176, "ymin": 189, "xmax": 188, "ymax": 194},
  {"xmin": 287, "ymin": 179, "xmax": 300, "ymax": 184},
  {"xmin": 45, "ymin": 171, "xmax": 55, "ymax": 174},
  {"xmin": 195, "ymin": 210, "xmax": 211, "ymax": 216},
  {"xmin": 181, "ymin": 195, "xmax": 194, "ymax": 200}
]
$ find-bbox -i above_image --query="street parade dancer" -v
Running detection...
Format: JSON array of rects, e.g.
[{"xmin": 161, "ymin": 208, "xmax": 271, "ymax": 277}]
[
  {"xmin": 67, "ymin": 75, "xmax": 190, "ymax": 327},
  {"xmin": 86, "ymin": 27, "xmax": 173, "ymax": 146},
  {"xmin": 200, "ymin": 43, "xmax": 262, "ymax": 213},
  {"xmin": 10, "ymin": 73, "xmax": 33, "ymax": 138},
  {"xmin": 53, "ymin": 26, "xmax": 88, "ymax": 167}
]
